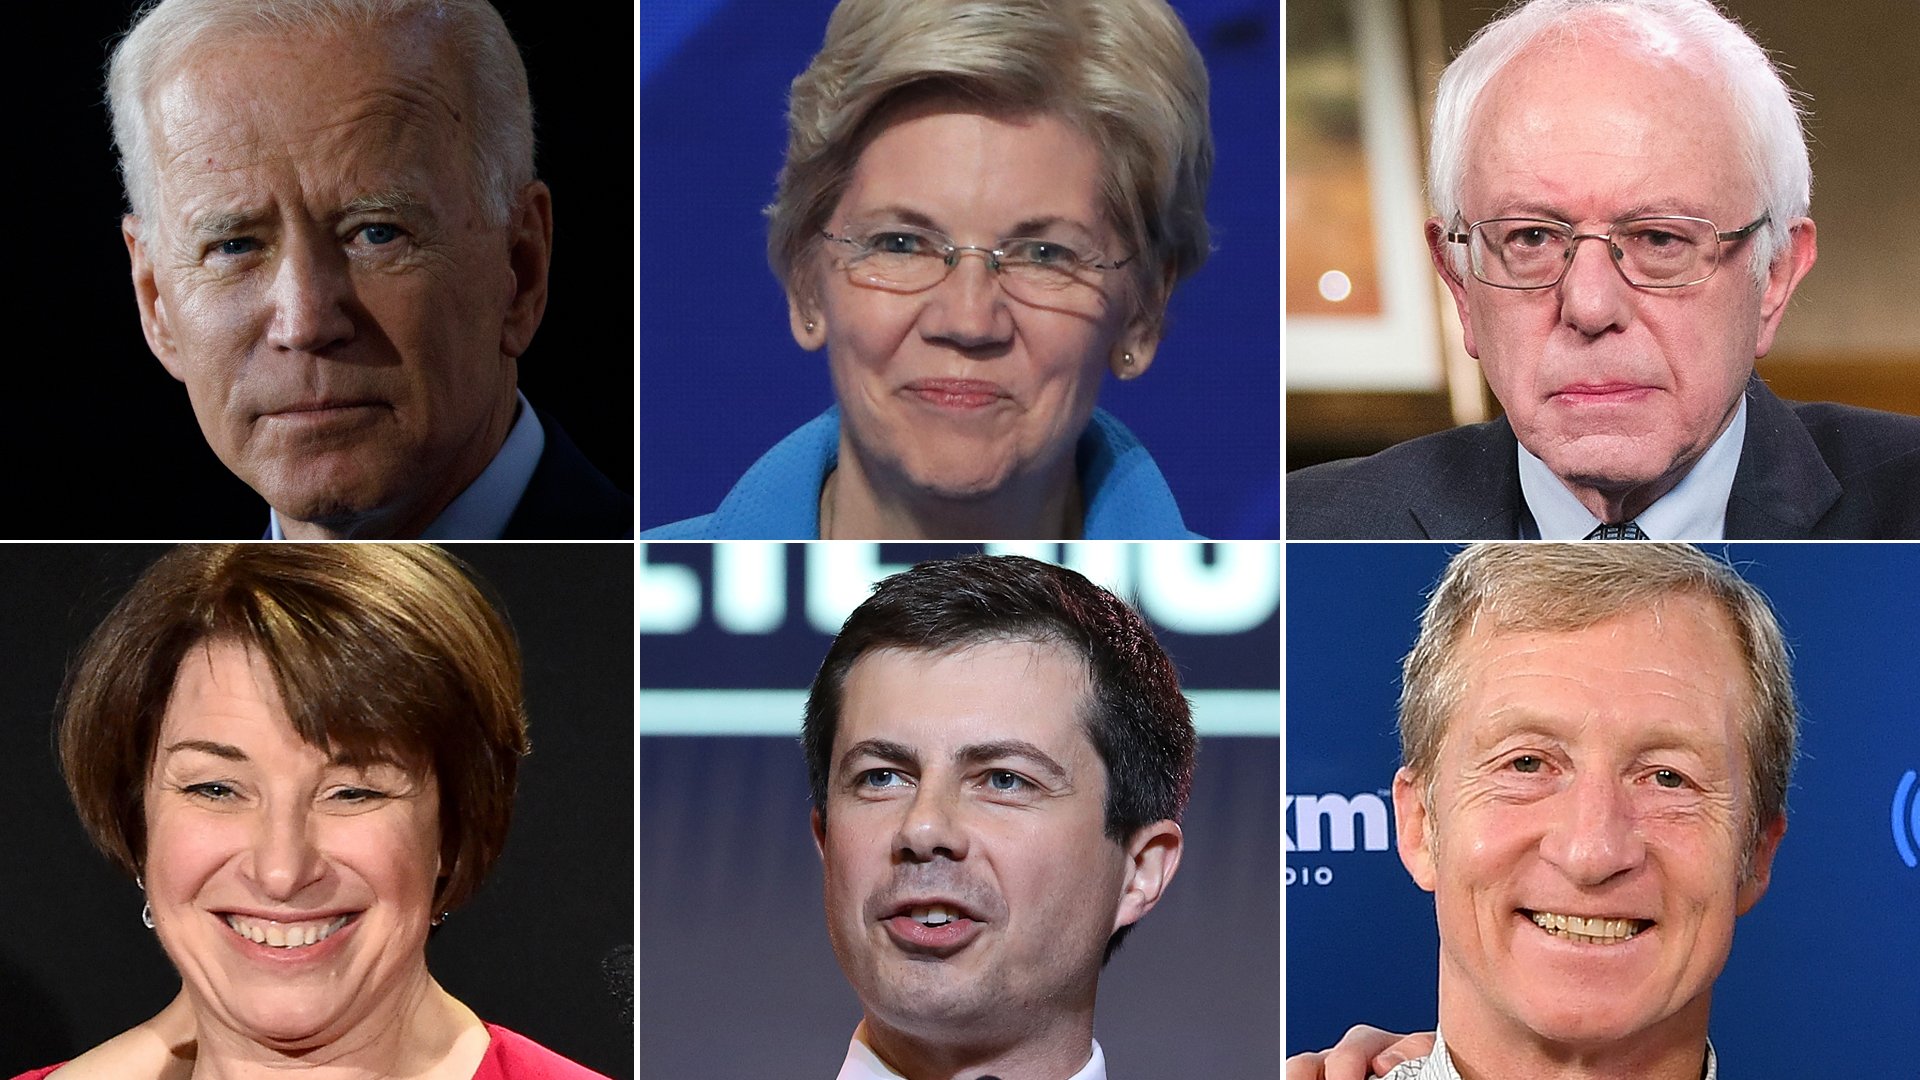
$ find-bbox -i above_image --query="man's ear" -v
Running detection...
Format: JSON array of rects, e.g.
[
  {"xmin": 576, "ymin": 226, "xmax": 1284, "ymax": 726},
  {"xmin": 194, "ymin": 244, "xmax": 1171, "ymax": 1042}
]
[
  {"xmin": 1735, "ymin": 813, "xmax": 1787, "ymax": 915},
  {"xmin": 1393, "ymin": 767, "xmax": 1438, "ymax": 893},
  {"xmin": 1112, "ymin": 820, "xmax": 1183, "ymax": 934},
  {"xmin": 1426, "ymin": 217, "xmax": 1479, "ymax": 359},
  {"xmin": 788, "ymin": 290, "xmax": 827, "ymax": 351},
  {"xmin": 500, "ymin": 180, "xmax": 554, "ymax": 360},
  {"xmin": 126, "ymin": 214, "xmax": 183, "ymax": 380},
  {"xmin": 811, "ymin": 806, "xmax": 828, "ymax": 862},
  {"xmin": 1753, "ymin": 218, "xmax": 1816, "ymax": 359}
]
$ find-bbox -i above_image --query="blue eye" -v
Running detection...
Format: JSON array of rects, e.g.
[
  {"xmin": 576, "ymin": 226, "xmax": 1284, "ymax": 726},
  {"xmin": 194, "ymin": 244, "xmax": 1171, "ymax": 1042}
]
[
  {"xmin": 213, "ymin": 238, "xmax": 258, "ymax": 257},
  {"xmin": 985, "ymin": 770, "xmax": 1029, "ymax": 792},
  {"xmin": 1510, "ymin": 755, "xmax": 1544, "ymax": 774},
  {"xmin": 357, "ymin": 223, "xmax": 401, "ymax": 245},
  {"xmin": 184, "ymin": 781, "xmax": 237, "ymax": 800},
  {"xmin": 858, "ymin": 769, "xmax": 907, "ymax": 789}
]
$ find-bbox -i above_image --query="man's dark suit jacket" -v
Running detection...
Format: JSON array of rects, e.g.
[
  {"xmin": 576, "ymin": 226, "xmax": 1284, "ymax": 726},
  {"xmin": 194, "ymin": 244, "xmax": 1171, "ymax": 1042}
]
[
  {"xmin": 502, "ymin": 411, "xmax": 633, "ymax": 539},
  {"xmin": 1286, "ymin": 379, "xmax": 1920, "ymax": 539}
]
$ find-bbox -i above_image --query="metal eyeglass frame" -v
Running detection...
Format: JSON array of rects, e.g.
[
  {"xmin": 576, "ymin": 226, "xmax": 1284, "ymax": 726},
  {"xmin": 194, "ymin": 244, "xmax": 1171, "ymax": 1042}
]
[
  {"xmin": 820, "ymin": 226, "xmax": 1135, "ymax": 289},
  {"xmin": 1444, "ymin": 212, "xmax": 1770, "ymax": 289}
]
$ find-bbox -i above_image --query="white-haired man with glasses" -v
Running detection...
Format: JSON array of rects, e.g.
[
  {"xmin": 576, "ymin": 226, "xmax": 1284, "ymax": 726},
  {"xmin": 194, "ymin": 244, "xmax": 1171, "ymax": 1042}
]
[{"xmin": 1288, "ymin": 0, "xmax": 1919, "ymax": 540}]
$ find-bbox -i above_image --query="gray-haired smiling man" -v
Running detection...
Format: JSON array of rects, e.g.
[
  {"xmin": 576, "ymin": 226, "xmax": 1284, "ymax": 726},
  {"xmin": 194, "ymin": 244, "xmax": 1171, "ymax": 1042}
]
[{"xmin": 110, "ymin": 0, "xmax": 629, "ymax": 539}]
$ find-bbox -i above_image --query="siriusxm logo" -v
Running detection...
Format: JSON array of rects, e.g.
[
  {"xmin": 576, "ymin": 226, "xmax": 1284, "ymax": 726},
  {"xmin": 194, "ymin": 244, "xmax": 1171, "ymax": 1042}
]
[
  {"xmin": 1285, "ymin": 792, "xmax": 1392, "ymax": 853},
  {"xmin": 1895, "ymin": 770, "xmax": 1919, "ymax": 870}
]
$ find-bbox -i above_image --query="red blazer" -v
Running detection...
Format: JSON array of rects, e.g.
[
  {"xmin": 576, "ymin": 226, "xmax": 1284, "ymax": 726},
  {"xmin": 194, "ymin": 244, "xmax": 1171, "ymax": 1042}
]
[{"xmin": 10, "ymin": 1023, "xmax": 611, "ymax": 1080}]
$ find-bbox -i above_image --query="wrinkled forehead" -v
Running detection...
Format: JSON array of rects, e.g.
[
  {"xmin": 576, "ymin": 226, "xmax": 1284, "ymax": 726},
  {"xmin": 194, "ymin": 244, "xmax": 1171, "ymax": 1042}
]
[
  {"xmin": 143, "ymin": 24, "xmax": 471, "ymax": 215},
  {"xmin": 1462, "ymin": 31, "xmax": 1753, "ymax": 214},
  {"xmin": 1441, "ymin": 598, "xmax": 1753, "ymax": 760}
]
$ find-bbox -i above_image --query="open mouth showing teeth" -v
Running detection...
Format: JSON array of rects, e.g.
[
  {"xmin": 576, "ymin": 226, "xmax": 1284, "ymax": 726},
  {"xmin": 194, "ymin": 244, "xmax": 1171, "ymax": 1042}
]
[
  {"xmin": 223, "ymin": 913, "xmax": 355, "ymax": 949},
  {"xmin": 1526, "ymin": 910, "xmax": 1651, "ymax": 944},
  {"xmin": 907, "ymin": 904, "xmax": 962, "ymax": 927}
]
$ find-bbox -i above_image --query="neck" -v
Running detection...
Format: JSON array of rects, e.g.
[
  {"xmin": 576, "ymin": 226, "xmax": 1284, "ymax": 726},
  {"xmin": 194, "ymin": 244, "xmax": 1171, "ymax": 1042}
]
[
  {"xmin": 1557, "ymin": 396, "xmax": 1742, "ymax": 525},
  {"xmin": 856, "ymin": 1015, "xmax": 1095, "ymax": 1080},
  {"xmin": 184, "ymin": 973, "xmax": 486, "ymax": 1080},
  {"xmin": 822, "ymin": 437, "xmax": 1082, "ymax": 540},
  {"xmin": 1438, "ymin": 978, "xmax": 1713, "ymax": 1080},
  {"xmin": 279, "ymin": 384, "xmax": 518, "ymax": 540}
]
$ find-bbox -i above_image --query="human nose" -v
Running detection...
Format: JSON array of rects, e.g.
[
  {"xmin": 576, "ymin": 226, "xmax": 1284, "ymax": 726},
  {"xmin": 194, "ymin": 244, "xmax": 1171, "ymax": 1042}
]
[
  {"xmin": 264, "ymin": 232, "xmax": 355, "ymax": 353},
  {"xmin": 921, "ymin": 249, "xmax": 1013, "ymax": 351},
  {"xmin": 1538, "ymin": 772, "xmax": 1646, "ymax": 886},
  {"xmin": 245, "ymin": 801, "xmax": 327, "ymax": 900},
  {"xmin": 1555, "ymin": 232, "xmax": 1635, "ymax": 337},
  {"xmin": 893, "ymin": 783, "xmax": 970, "ymax": 863}
]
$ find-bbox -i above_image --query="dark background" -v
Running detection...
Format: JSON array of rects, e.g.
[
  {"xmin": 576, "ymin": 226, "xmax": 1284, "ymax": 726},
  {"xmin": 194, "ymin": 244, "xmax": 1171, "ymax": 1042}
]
[
  {"xmin": 0, "ymin": 544, "xmax": 634, "ymax": 1078},
  {"xmin": 17, "ymin": 2, "xmax": 632, "ymax": 539},
  {"xmin": 1285, "ymin": 543, "xmax": 1920, "ymax": 1074},
  {"xmin": 639, "ymin": 0, "xmax": 1281, "ymax": 539},
  {"xmin": 639, "ymin": 542, "xmax": 1281, "ymax": 1076}
]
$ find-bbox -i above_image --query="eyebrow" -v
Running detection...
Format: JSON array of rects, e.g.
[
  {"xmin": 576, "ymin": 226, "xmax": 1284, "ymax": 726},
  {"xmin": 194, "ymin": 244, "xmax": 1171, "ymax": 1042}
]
[
  {"xmin": 846, "ymin": 206, "xmax": 1098, "ymax": 243},
  {"xmin": 184, "ymin": 190, "xmax": 431, "ymax": 240},
  {"xmin": 836, "ymin": 737, "xmax": 1070, "ymax": 784},
  {"xmin": 165, "ymin": 738, "xmax": 248, "ymax": 761}
]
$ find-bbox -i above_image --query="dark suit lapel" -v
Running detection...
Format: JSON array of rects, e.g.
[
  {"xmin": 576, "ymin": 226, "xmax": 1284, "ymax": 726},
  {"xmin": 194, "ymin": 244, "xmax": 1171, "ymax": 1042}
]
[
  {"xmin": 1407, "ymin": 417, "xmax": 1529, "ymax": 539},
  {"xmin": 1724, "ymin": 379, "xmax": 1840, "ymax": 538}
]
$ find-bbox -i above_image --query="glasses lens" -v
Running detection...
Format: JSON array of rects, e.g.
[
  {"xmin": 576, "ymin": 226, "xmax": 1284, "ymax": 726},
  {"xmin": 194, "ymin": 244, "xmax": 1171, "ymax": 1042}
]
[
  {"xmin": 1473, "ymin": 220, "xmax": 1570, "ymax": 287},
  {"xmin": 842, "ymin": 226, "xmax": 950, "ymax": 290},
  {"xmin": 997, "ymin": 238, "xmax": 1097, "ymax": 296},
  {"xmin": 1614, "ymin": 217, "xmax": 1714, "ymax": 285}
]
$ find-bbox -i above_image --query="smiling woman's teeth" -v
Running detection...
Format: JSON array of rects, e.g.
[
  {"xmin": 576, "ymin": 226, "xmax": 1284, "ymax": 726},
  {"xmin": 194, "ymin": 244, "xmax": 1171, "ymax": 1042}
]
[
  {"xmin": 224, "ymin": 914, "xmax": 351, "ymax": 948},
  {"xmin": 1530, "ymin": 911, "xmax": 1648, "ymax": 944}
]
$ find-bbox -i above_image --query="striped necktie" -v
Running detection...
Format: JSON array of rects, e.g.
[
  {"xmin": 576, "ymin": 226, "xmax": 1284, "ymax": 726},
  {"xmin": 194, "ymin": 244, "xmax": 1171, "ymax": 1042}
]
[{"xmin": 1585, "ymin": 521, "xmax": 1646, "ymax": 540}]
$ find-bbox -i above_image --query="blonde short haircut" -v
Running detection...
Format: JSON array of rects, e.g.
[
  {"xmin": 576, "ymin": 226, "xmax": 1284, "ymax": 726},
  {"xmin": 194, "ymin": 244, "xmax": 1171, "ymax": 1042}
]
[
  {"xmin": 1400, "ymin": 543, "xmax": 1796, "ymax": 849},
  {"xmin": 768, "ymin": 0, "xmax": 1213, "ymax": 331}
]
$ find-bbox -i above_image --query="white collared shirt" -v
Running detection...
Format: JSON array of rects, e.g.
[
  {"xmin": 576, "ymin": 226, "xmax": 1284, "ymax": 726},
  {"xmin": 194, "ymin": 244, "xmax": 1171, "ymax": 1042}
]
[
  {"xmin": 268, "ymin": 389, "xmax": 545, "ymax": 540},
  {"xmin": 834, "ymin": 1028, "xmax": 1106, "ymax": 1080},
  {"xmin": 1518, "ymin": 394, "xmax": 1747, "ymax": 540},
  {"xmin": 1378, "ymin": 1029, "xmax": 1718, "ymax": 1080}
]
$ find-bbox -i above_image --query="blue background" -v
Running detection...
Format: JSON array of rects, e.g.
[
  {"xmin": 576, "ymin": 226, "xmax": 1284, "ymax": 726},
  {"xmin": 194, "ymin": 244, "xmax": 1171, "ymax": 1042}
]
[
  {"xmin": 640, "ymin": 0, "xmax": 1280, "ymax": 538},
  {"xmin": 1285, "ymin": 543, "xmax": 1920, "ymax": 1073}
]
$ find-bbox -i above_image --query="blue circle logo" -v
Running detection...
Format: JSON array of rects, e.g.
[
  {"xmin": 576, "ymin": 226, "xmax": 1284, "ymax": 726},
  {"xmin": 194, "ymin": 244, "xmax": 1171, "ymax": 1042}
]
[{"xmin": 1895, "ymin": 770, "xmax": 1919, "ymax": 870}]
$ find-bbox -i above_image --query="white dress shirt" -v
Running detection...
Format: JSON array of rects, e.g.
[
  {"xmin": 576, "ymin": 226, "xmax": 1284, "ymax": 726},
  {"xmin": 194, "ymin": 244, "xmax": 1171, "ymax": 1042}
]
[
  {"xmin": 1378, "ymin": 1029, "xmax": 1718, "ymax": 1080},
  {"xmin": 834, "ymin": 1027, "xmax": 1106, "ymax": 1080},
  {"xmin": 1518, "ymin": 394, "xmax": 1747, "ymax": 540}
]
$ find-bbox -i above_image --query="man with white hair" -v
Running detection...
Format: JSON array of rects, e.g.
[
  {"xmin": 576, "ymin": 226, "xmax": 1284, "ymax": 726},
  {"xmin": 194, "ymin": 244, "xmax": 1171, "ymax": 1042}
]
[
  {"xmin": 1287, "ymin": 0, "xmax": 1919, "ymax": 539},
  {"xmin": 111, "ymin": 0, "xmax": 630, "ymax": 538}
]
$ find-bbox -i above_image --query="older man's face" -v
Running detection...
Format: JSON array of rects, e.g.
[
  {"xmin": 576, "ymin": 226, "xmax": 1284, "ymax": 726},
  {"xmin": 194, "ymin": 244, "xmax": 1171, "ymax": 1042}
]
[
  {"xmin": 1431, "ymin": 37, "xmax": 1814, "ymax": 514},
  {"xmin": 125, "ymin": 22, "xmax": 550, "ymax": 537},
  {"xmin": 1393, "ymin": 596, "xmax": 1784, "ymax": 1052}
]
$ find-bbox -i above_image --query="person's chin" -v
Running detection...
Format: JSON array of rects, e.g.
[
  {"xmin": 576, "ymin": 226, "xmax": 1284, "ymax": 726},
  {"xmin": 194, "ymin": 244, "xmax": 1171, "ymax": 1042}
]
[{"xmin": 1532, "ymin": 433, "xmax": 1693, "ymax": 495}]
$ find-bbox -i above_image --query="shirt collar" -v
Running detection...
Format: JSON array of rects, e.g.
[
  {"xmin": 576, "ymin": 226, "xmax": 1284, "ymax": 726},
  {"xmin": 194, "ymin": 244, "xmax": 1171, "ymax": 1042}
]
[
  {"xmin": 1409, "ymin": 1030, "xmax": 1717, "ymax": 1080},
  {"xmin": 833, "ymin": 1026, "xmax": 1105, "ymax": 1080},
  {"xmin": 1516, "ymin": 394, "xmax": 1746, "ymax": 540},
  {"xmin": 268, "ymin": 390, "xmax": 544, "ymax": 540}
]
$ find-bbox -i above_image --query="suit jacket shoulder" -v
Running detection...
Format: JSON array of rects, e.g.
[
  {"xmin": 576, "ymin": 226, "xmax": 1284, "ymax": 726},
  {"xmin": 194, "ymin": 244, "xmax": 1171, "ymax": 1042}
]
[
  {"xmin": 503, "ymin": 412, "xmax": 633, "ymax": 539},
  {"xmin": 1728, "ymin": 386, "xmax": 1920, "ymax": 538},
  {"xmin": 1286, "ymin": 419, "xmax": 1525, "ymax": 539}
]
